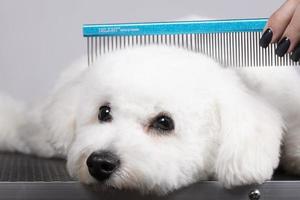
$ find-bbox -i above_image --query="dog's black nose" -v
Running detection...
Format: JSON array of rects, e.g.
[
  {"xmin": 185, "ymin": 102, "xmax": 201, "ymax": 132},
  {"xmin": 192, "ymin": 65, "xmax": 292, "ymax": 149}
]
[{"xmin": 86, "ymin": 151, "xmax": 120, "ymax": 181}]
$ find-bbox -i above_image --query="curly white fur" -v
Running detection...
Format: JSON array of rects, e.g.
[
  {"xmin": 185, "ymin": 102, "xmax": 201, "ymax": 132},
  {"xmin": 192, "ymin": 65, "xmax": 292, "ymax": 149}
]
[{"xmin": 0, "ymin": 45, "xmax": 299, "ymax": 194}]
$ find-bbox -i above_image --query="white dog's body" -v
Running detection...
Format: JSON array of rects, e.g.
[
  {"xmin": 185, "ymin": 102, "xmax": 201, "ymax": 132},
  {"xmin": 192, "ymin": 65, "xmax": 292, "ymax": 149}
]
[{"xmin": 1, "ymin": 46, "xmax": 300, "ymax": 194}]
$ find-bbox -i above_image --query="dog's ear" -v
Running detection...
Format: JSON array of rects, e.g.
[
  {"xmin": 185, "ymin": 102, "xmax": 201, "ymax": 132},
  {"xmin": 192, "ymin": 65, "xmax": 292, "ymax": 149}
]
[
  {"xmin": 40, "ymin": 84, "xmax": 79, "ymax": 156},
  {"xmin": 38, "ymin": 58, "xmax": 87, "ymax": 157},
  {"xmin": 215, "ymin": 88, "xmax": 284, "ymax": 188}
]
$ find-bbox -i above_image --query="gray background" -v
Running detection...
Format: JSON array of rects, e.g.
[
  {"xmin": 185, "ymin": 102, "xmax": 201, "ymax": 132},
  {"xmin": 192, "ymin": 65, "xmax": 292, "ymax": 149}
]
[{"xmin": 0, "ymin": 0, "xmax": 284, "ymax": 102}]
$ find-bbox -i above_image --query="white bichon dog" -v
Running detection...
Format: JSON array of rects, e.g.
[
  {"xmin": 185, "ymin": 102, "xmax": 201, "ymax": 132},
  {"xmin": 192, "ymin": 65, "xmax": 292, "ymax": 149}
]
[{"xmin": 1, "ymin": 45, "xmax": 300, "ymax": 194}]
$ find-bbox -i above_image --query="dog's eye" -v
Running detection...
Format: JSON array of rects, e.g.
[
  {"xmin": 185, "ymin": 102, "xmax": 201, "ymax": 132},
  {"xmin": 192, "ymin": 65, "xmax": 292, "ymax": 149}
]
[
  {"xmin": 98, "ymin": 105, "xmax": 112, "ymax": 122},
  {"xmin": 150, "ymin": 114, "xmax": 174, "ymax": 132}
]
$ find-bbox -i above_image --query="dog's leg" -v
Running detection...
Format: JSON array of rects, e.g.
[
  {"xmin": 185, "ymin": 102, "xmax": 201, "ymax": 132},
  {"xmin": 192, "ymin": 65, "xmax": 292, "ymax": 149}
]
[
  {"xmin": 0, "ymin": 57, "xmax": 87, "ymax": 158},
  {"xmin": 0, "ymin": 94, "xmax": 31, "ymax": 153},
  {"xmin": 0, "ymin": 94, "xmax": 57, "ymax": 157}
]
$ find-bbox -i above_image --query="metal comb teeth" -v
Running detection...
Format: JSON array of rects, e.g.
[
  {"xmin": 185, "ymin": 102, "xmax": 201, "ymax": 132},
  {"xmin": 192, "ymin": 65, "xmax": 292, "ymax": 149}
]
[{"xmin": 83, "ymin": 19, "xmax": 298, "ymax": 67}]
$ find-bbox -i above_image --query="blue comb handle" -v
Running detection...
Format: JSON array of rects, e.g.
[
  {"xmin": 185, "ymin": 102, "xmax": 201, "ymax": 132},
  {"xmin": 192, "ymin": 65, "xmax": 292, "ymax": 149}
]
[{"xmin": 83, "ymin": 18, "xmax": 267, "ymax": 37}]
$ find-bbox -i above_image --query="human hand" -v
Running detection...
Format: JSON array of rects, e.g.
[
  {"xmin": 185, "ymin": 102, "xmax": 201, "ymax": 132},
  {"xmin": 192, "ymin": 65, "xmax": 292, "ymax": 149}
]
[{"xmin": 259, "ymin": 0, "xmax": 300, "ymax": 61}]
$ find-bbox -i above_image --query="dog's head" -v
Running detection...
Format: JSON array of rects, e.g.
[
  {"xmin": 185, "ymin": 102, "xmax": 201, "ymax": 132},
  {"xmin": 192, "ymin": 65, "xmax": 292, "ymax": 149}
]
[{"xmin": 63, "ymin": 46, "xmax": 284, "ymax": 194}]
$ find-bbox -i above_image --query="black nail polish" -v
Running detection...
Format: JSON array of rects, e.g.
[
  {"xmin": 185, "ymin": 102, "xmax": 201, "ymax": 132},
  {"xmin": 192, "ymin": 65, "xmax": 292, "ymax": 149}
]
[
  {"xmin": 275, "ymin": 37, "xmax": 290, "ymax": 57},
  {"xmin": 290, "ymin": 44, "xmax": 300, "ymax": 62},
  {"xmin": 259, "ymin": 28, "xmax": 273, "ymax": 48}
]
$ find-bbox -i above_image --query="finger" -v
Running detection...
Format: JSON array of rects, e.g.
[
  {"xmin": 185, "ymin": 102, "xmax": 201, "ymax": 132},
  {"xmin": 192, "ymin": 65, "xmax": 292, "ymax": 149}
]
[
  {"xmin": 260, "ymin": 0, "xmax": 298, "ymax": 48},
  {"xmin": 282, "ymin": 4, "xmax": 300, "ymax": 53},
  {"xmin": 275, "ymin": 3, "xmax": 300, "ymax": 58},
  {"xmin": 268, "ymin": 0, "xmax": 299, "ymax": 42}
]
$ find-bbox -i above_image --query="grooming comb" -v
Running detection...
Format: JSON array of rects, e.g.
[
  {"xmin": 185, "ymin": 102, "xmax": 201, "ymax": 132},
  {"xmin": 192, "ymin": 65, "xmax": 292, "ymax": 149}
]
[{"xmin": 83, "ymin": 18, "xmax": 298, "ymax": 67}]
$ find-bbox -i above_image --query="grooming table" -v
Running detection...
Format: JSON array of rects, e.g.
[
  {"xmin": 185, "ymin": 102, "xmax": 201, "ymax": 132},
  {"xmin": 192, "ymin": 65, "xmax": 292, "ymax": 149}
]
[{"xmin": 0, "ymin": 152, "xmax": 300, "ymax": 200}]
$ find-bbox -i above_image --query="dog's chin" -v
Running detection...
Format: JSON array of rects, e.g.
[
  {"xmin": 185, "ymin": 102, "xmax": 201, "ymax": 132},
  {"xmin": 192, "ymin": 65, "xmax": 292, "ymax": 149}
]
[
  {"xmin": 81, "ymin": 182, "xmax": 124, "ymax": 195},
  {"xmin": 74, "ymin": 156, "xmax": 184, "ymax": 195},
  {"xmin": 85, "ymin": 181, "xmax": 172, "ymax": 196},
  {"xmin": 77, "ymin": 167, "xmax": 175, "ymax": 195},
  {"xmin": 79, "ymin": 175, "xmax": 148, "ymax": 195}
]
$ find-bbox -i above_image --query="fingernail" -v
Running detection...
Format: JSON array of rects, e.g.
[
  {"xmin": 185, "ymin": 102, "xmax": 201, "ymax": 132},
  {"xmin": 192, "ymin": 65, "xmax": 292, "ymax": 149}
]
[
  {"xmin": 290, "ymin": 44, "xmax": 300, "ymax": 62},
  {"xmin": 275, "ymin": 37, "xmax": 290, "ymax": 57},
  {"xmin": 259, "ymin": 28, "xmax": 273, "ymax": 48}
]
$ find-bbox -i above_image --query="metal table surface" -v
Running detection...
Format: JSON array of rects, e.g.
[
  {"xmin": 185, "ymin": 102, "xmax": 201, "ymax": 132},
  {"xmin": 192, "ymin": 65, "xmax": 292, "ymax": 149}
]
[{"xmin": 0, "ymin": 152, "xmax": 300, "ymax": 200}]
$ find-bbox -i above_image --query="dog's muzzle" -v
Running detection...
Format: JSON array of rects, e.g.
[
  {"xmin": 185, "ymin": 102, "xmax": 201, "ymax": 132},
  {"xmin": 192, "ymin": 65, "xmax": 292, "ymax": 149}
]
[{"xmin": 86, "ymin": 151, "xmax": 120, "ymax": 181}]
